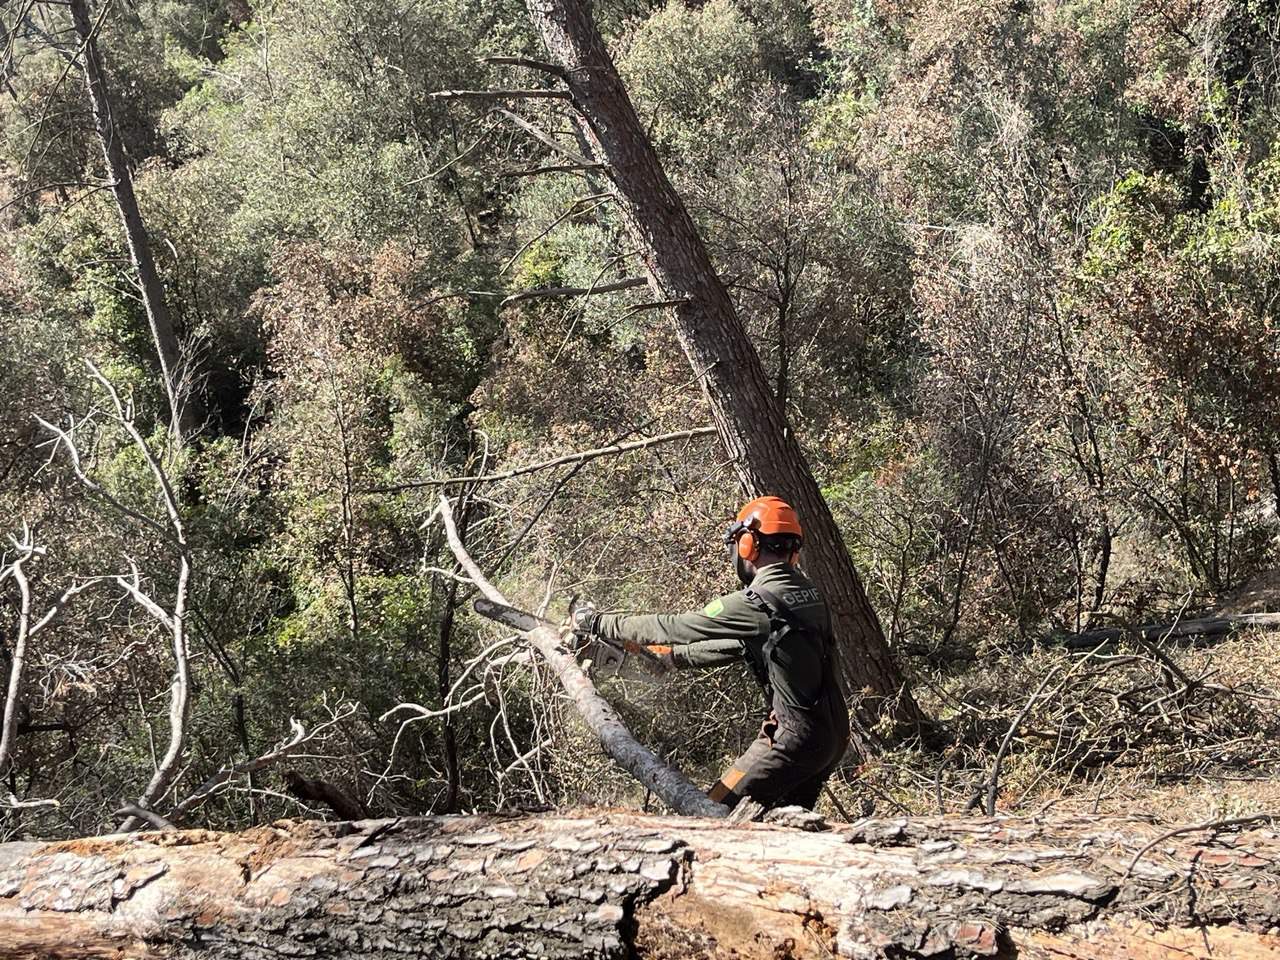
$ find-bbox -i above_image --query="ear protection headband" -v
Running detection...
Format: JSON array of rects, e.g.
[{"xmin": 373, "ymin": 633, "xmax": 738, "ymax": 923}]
[{"xmin": 723, "ymin": 517, "xmax": 762, "ymax": 563}]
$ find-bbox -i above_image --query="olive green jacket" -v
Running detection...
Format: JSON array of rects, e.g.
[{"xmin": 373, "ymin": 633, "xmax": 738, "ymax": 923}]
[{"xmin": 593, "ymin": 563, "xmax": 833, "ymax": 714}]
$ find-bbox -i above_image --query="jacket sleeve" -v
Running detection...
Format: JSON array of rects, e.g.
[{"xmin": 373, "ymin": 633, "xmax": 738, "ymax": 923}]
[{"xmin": 593, "ymin": 592, "xmax": 769, "ymax": 669}]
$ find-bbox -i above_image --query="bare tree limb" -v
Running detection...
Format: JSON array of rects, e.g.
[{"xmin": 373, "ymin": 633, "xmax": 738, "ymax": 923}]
[
  {"xmin": 169, "ymin": 704, "xmax": 359, "ymax": 821},
  {"xmin": 499, "ymin": 162, "xmax": 606, "ymax": 177},
  {"xmin": 496, "ymin": 108, "xmax": 597, "ymax": 167},
  {"xmin": 1124, "ymin": 813, "xmax": 1279, "ymax": 879},
  {"xmin": 500, "ymin": 192, "xmax": 612, "ymax": 276},
  {"xmin": 0, "ymin": 526, "xmax": 96, "ymax": 775},
  {"xmin": 430, "ymin": 88, "xmax": 570, "ymax": 101},
  {"xmin": 34, "ymin": 414, "xmax": 179, "ymax": 548},
  {"xmin": 39, "ymin": 364, "xmax": 194, "ymax": 832},
  {"xmin": 0, "ymin": 528, "xmax": 38, "ymax": 777},
  {"xmin": 480, "ymin": 55, "xmax": 566, "ymax": 78},
  {"xmin": 111, "ymin": 802, "xmax": 176, "ymax": 832},
  {"xmin": 0, "ymin": 793, "xmax": 59, "ymax": 811},
  {"xmin": 437, "ymin": 494, "xmax": 725, "ymax": 818},
  {"xmin": 366, "ymin": 426, "xmax": 716, "ymax": 493}
]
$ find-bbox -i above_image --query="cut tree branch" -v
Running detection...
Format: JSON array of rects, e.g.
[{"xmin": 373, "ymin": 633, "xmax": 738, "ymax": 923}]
[{"xmin": 437, "ymin": 495, "xmax": 725, "ymax": 818}]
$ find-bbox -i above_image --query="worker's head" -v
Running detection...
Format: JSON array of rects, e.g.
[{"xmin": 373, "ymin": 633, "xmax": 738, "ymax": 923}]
[{"xmin": 723, "ymin": 495, "xmax": 803, "ymax": 585}]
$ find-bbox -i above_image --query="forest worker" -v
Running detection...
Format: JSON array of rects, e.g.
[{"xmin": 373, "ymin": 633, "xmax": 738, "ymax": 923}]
[{"xmin": 570, "ymin": 496, "xmax": 850, "ymax": 811}]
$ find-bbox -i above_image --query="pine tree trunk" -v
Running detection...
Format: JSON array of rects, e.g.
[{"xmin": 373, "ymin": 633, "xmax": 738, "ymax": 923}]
[
  {"xmin": 523, "ymin": 0, "xmax": 918, "ymax": 728},
  {"xmin": 69, "ymin": 0, "xmax": 200, "ymax": 441},
  {"xmin": 3, "ymin": 811, "xmax": 1277, "ymax": 958}
]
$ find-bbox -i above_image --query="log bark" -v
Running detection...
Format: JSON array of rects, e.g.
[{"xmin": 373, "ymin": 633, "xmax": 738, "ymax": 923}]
[
  {"xmin": 522, "ymin": 0, "xmax": 918, "ymax": 728},
  {"xmin": 2, "ymin": 811, "xmax": 1277, "ymax": 959},
  {"xmin": 69, "ymin": 0, "xmax": 200, "ymax": 441}
]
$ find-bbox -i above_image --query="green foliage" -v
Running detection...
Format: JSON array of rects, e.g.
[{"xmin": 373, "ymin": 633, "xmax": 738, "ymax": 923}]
[
  {"xmin": 6, "ymin": 0, "xmax": 1280, "ymax": 833},
  {"xmin": 620, "ymin": 0, "xmax": 768, "ymax": 157}
]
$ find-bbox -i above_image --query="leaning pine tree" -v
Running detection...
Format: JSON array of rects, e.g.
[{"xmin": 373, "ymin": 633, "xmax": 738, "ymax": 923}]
[{"xmin": 520, "ymin": 0, "xmax": 920, "ymax": 731}]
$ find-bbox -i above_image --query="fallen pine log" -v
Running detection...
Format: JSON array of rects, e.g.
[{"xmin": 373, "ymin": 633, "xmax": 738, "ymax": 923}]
[
  {"xmin": 1052, "ymin": 612, "xmax": 1280, "ymax": 650},
  {"xmin": 1, "ymin": 810, "xmax": 1277, "ymax": 959}
]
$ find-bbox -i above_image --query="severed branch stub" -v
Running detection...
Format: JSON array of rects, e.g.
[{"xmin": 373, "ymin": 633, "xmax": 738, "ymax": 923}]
[{"xmin": 437, "ymin": 494, "xmax": 725, "ymax": 818}]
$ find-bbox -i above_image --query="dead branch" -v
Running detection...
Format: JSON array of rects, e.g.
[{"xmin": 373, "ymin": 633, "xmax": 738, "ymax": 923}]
[
  {"xmin": 499, "ymin": 162, "xmax": 606, "ymax": 177},
  {"xmin": 437, "ymin": 494, "xmax": 725, "ymax": 817},
  {"xmin": 500, "ymin": 192, "xmax": 612, "ymax": 276},
  {"xmin": 480, "ymin": 55, "xmax": 567, "ymax": 77},
  {"xmin": 966, "ymin": 664, "xmax": 1064, "ymax": 815},
  {"xmin": 430, "ymin": 88, "xmax": 570, "ymax": 101},
  {"xmin": 0, "ymin": 793, "xmax": 60, "ymax": 811},
  {"xmin": 1053, "ymin": 612, "xmax": 1280, "ymax": 650},
  {"xmin": 39, "ymin": 363, "xmax": 194, "ymax": 833},
  {"xmin": 496, "ymin": 107, "xmax": 597, "ymax": 167},
  {"xmin": 34, "ymin": 414, "xmax": 178, "ymax": 548},
  {"xmin": 367, "ymin": 425, "xmax": 715, "ymax": 493},
  {"xmin": 168, "ymin": 703, "xmax": 359, "ymax": 821},
  {"xmin": 0, "ymin": 526, "xmax": 95, "ymax": 775},
  {"xmin": 1123, "ymin": 813, "xmax": 1279, "ymax": 879},
  {"xmin": 111, "ymin": 803, "xmax": 175, "ymax": 832},
  {"xmin": 281, "ymin": 771, "xmax": 367, "ymax": 821}
]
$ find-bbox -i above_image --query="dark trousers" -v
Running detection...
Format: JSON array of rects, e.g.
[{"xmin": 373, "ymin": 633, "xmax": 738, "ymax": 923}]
[{"xmin": 708, "ymin": 687, "xmax": 849, "ymax": 810}]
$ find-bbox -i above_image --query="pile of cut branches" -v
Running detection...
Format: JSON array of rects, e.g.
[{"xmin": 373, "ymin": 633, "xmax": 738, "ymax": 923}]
[{"xmin": 849, "ymin": 629, "xmax": 1280, "ymax": 818}]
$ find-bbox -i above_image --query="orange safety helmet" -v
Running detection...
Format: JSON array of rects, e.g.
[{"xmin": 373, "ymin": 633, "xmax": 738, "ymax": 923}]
[{"xmin": 723, "ymin": 496, "xmax": 803, "ymax": 564}]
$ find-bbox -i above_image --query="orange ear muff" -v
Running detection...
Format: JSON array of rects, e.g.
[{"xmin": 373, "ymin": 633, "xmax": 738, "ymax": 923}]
[{"xmin": 737, "ymin": 530, "xmax": 758, "ymax": 562}]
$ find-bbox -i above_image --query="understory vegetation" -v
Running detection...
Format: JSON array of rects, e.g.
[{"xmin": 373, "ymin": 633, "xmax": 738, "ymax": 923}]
[{"xmin": 1, "ymin": 0, "xmax": 1279, "ymax": 837}]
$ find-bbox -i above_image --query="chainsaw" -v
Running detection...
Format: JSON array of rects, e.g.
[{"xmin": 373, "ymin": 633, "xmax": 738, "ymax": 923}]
[{"xmin": 472, "ymin": 598, "xmax": 668, "ymax": 681}]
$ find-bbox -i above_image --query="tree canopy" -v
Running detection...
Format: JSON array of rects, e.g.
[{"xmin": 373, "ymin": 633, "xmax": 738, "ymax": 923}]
[{"xmin": 0, "ymin": 0, "xmax": 1277, "ymax": 835}]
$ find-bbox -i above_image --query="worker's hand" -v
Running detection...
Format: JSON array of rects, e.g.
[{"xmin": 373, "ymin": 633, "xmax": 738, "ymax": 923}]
[{"xmin": 567, "ymin": 601, "xmax": 598, "ymax": 638}]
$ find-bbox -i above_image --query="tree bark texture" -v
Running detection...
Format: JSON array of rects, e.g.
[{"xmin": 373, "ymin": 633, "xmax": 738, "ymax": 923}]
[
  {"xmin": 1, "ymin": 811, "xmax": 1277, "ymax": 959},
  {"xmin": 523, "ymin": 0, "xmax": 917, "ymax": 726},
  {"xmin": 69, "ymin": 0, "xmax": 199, "ymax": 441}
]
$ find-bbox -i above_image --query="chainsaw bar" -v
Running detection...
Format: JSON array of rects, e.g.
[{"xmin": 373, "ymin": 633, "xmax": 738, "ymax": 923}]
[{"xmin": 473, "ymin": 598, "xmax": 554, "ymax": 633}]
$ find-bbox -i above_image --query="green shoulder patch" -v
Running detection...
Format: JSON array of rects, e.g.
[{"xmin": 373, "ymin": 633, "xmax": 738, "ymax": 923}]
[{"xmin": 703, "ymin": 598, "xmax": 725, "ymax": 618}]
